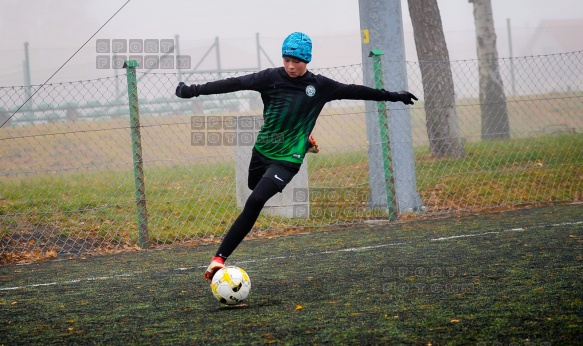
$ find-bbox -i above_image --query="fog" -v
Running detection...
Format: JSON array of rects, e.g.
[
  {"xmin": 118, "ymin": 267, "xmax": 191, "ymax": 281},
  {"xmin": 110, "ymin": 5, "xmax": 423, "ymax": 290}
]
[{"xmin": 1, "ymin": 0, "xmax": 582, "ymax": 86}]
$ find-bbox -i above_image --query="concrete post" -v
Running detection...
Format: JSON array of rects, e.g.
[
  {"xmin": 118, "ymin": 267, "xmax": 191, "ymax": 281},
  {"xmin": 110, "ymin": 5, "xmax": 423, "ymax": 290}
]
[{"xmin": 358, "ymin": 0, "xmax": 422, "ymax": 213}]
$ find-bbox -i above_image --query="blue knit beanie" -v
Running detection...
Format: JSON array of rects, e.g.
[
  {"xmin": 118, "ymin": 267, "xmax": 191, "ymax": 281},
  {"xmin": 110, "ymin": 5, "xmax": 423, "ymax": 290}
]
[{"xmin": 281, "ymin": 32, "xmax": 312, "ymax": 63}]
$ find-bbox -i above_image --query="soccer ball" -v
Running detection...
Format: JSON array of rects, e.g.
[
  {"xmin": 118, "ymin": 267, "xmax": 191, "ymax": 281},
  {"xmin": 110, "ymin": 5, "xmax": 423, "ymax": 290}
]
[{"xmin": 210, "ymin": 266, "xmax": 251, "ymax": 305}]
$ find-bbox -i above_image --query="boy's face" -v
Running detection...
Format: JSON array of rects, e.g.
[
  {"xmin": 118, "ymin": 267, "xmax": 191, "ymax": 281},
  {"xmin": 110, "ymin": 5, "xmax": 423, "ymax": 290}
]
[{"xmin": 283, "ymin": 57, "xmax": 308, "ymax": 78}]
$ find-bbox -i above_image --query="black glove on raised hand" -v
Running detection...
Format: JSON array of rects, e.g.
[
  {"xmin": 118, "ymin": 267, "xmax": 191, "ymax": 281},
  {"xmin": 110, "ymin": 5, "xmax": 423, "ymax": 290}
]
[
  {"xmin": 383, "ymin": 89, "xmax": 418, "ymax": 105},
  {"xmin": 175, "ymin": 82, "xmax": 198, "ymax": 99}
]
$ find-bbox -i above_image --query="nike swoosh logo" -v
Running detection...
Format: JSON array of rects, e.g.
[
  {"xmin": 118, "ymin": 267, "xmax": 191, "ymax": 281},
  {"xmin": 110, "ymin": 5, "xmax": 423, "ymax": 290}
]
[{"xmin": 274, "ymin": 174, "xmax": 284, "ymax": 182}]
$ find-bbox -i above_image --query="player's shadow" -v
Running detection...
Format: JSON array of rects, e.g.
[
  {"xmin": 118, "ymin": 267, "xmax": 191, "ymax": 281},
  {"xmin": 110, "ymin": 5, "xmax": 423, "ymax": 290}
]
[{"xmin": 211, "ymin": 298, "xmax": 283, "ymax": 311}]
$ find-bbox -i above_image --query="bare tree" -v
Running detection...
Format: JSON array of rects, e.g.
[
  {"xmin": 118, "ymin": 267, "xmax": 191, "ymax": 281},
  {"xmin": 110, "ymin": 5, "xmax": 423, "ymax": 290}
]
[
  {"xmin": 470, "ymin": 0, "xmax": 510, "ymax": 140},
  {"xmin": 407, "ymin": 0, "xmax": 465, "ymax": 158}
]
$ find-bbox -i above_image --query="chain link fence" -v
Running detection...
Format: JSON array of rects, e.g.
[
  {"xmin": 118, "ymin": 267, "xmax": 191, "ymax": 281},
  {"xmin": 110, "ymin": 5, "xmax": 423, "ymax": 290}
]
[{"xmin": 1, "ymin": 51, "xmax": 582, "ymax": 262}]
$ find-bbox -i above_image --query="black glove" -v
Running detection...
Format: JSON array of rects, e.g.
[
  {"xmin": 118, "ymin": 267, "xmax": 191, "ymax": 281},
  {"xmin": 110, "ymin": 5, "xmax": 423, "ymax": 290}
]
[
  {"xmin": 175, "ymin": 82, "xmax": 198, "ymax": 99},
  {"xmin": 383, "ymin": 89, "xmax": 418, "ymax": 105}
]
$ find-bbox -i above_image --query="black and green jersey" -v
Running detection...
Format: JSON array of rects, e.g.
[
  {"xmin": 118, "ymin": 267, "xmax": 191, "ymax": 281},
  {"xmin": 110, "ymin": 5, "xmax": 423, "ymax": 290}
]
[{"xmin": 196, "ymin": 67, "xmax": 389, "ymax": 164}]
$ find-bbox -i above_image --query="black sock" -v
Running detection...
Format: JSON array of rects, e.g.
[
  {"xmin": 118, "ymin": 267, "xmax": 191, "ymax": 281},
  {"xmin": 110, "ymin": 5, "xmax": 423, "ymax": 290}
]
[{"xmin": 215, "ymin": 177, "xmax": 280, "ymax": 259}]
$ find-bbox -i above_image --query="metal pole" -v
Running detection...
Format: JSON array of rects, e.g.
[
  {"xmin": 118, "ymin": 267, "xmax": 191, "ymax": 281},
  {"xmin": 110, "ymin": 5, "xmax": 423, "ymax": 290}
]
[
  {"xmin": 215, "ymin": 36, "xmax": 222, "ymax": 78},
  {"xmin": 256, "ymin": 32, "xmax": 261, "ymax": 70},
  {"xmin": 175, "ymin": 34, "xmax": 182, "ymax": 81},
  {"xmin": 124, "ymin": 60, "xmax": 149, "ymax": 249},
  {"xmin": 507, "ymin": 18, "xmax": 516, "ymax": 96},
  {"xmin": 370, "ymin": 49, "xmax": 396, "ymax": 220},
  {"xmin": 114, "ymin": 64, "xmax": 121, "ymax": 101},
  {"xmin": 23, "ymin": 42, "xmax": 33, "ymax": 118}
]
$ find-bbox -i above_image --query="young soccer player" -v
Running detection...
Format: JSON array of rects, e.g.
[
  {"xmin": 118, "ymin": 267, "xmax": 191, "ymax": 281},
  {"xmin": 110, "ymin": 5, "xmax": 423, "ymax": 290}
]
[{"xmin": 175, "ymin": 32, "xmax": 417, "ymax": 280}]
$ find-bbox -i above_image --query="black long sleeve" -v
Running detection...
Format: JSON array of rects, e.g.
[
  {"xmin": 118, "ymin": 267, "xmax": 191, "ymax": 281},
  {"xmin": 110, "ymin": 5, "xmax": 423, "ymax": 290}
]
[{"xmin": 195, "ymin": 77, "xmax": 246, "ymax": 96}]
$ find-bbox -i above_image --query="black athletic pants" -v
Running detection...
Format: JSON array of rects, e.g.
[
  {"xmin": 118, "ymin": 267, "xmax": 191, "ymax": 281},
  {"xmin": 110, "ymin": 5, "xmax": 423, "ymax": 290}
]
[{"xmin": 215, "ymin": 149, "xmax": 300, "ymax": 259}]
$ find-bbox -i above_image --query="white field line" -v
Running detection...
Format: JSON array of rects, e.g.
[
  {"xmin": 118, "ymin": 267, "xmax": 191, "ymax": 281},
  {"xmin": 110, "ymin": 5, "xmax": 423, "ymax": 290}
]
[{"xmin": 1, "ymin": 220, "xmax": 581, "ymax": 292}]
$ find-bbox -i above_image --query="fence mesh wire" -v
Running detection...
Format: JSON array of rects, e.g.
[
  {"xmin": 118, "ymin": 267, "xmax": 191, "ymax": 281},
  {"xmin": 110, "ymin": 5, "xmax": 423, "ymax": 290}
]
[{"xmin": 1, "ymin": 51, "xmax": 582, "ymax": 262}]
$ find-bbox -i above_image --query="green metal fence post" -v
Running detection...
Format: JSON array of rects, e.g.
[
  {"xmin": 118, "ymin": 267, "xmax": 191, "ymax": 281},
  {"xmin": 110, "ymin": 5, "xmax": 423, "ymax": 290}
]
[
  {"xmin": 369, "ymin": 49, "xmax": 396, "ymax": 221},
  {"xmin": 124, "ymin": 60, "xmax": 149, "ymax": 248}
]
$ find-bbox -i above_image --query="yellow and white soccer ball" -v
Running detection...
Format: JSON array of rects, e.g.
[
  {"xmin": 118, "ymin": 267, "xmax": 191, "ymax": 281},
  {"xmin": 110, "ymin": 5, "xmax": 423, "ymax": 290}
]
[{"xmin": 210, "ymin": 266, "xmax": 251, "ymax": 305}]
